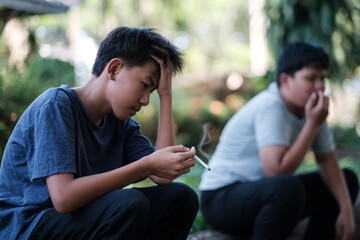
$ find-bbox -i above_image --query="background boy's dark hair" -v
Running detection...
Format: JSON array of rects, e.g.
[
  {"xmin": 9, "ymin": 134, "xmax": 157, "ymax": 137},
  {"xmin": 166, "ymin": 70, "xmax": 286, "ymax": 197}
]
[
  {"xmin": 92, "ymin": 27, "xmax": 184, "ymax": 76},
  {"xmin": 276, "ymin": 41, "xmax": 329, "ymax": 86}
]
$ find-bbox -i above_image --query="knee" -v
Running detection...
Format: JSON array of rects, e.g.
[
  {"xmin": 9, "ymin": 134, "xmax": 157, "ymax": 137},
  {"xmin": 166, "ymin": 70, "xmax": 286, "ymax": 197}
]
[
  {"xmin": 343, "ymin": 168, "xmax": 359, "ymax": 203},
  {"xmin": 269, "ymin": 175, "xmax": 305, "ymax": 207},
  {"xmin": 127, "ymin": 190, "xmax": 151, "ymax": 214},
  {"xmin": 168, "ymin": 182, "xmax": 199, "ymax": 213},
  {"xmin": 262, "ymin": 176, "xmax": 305, "ymax": 222},
  {"xmin": 109, "ymin": 190, "xmax": 151, "ymax": 218}
]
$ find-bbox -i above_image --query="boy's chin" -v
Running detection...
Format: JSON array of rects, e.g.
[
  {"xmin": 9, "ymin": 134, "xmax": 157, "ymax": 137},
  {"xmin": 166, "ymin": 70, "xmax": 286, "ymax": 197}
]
[{"xmin": 115, "ymin": 112, "xmax": 132, "ymax": 120}]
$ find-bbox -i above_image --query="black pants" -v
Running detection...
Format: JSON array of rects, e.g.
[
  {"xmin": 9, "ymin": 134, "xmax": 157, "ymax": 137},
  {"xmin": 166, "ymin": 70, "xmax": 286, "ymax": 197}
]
[
  {"xmin": 29, "ymin": 182, "xmax": 199, "ymax": 240},
  {"xmin": 201, "ymin": 169, "xmax": 359, "ymax": 240}
]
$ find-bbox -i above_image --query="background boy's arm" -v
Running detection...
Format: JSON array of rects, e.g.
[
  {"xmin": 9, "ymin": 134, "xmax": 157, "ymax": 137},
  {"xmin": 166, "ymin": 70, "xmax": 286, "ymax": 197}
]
[
  {"xmin": 316, "ymin": 151, "xmax": 355, "ymax": 240},
  {"xmin": 260, "ymin": 91, "xmax": 328, "ymax": 176}
]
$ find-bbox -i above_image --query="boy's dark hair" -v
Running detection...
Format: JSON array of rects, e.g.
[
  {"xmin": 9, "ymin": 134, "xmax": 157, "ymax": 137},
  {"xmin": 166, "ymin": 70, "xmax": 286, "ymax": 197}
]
[
  {"xmin": 92, "ymin": 27, "xmax": 184, "ymax": 76},
  {"xmin": 276, "ymin": 41, "xmax": 329, "ymax": 86}
]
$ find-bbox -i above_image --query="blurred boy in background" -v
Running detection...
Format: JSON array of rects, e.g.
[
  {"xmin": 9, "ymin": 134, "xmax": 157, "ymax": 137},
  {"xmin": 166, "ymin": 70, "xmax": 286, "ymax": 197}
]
[{"xmin": 200, "ymin": 41, "xmax": 359, "ymax": 240}]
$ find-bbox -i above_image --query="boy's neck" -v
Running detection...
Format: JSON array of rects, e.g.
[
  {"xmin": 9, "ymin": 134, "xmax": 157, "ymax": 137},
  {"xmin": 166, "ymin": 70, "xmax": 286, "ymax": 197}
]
[
  {"xmin": 279, "ymin": 90, "xmax": 305, "ymax": 118},
  {"xmin": 74, "ymin": 75, "xmax": 111, "ymax": 126}
]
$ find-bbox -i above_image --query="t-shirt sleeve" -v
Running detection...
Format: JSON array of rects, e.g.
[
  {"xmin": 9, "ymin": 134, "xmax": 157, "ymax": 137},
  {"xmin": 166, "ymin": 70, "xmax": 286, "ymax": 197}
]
[
  {"xmin": 311, "ymin": 121, "xmax": 336, "ymax": 155},
  {"xmin": 123, "ymin": 118, "xmax": 155, "ymax": 165},
  {"xmin": 29, "ymin": 98, "xmax": 76, "ymax": 181},
  {"xmin": 254, "ymin": 103, "xmax": 289, "ymax": 148}
]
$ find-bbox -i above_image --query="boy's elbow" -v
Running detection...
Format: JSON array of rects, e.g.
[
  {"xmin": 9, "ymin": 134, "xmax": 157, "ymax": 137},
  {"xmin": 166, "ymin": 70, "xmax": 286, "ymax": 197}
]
[
  {"xmin": 46, "ymin": 173, "xmax": 76, "ymax": 214},
  {"xmin": 156, "ymin": 179, "xmax": 173, "ymax": 185},
  {"xmin": 54, "ymin": 205, "xmax": 71, "ymax": 214},
  {"xmin": 150, "ymin": 175, "xmax": 173, "ymax": 185},
  {"xmin": 51, "ymin": 194, "xmax": 73, "ymax": 214},
  {"xmin": 263, "ymin": 166, "xmax": 295, "ymax": 177}
]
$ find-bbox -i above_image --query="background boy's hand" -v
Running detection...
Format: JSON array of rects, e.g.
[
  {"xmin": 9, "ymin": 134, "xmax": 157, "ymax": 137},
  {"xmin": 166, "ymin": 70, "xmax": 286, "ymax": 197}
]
[
  {"xmin": 305, "ymin": 90, "xmax": 329, "ymax": 127},
  {"xmin": 152, "ymin": 52, "xmax": 174, "ymax": 98},
  {"xmin": 335, "ymin": 209, "xmax": 355, "ymax": 240},
  {"xmin": 148, "ymin": 145, "xmax": 195, "ymax": 180}
]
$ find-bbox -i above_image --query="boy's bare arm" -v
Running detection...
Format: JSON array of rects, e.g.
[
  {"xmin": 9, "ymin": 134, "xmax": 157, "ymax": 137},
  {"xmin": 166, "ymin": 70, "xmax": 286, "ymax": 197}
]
[
  {"xmin": 260, "ymin": 91, "xmax": 329, "ymax": 176},
  {"xmin": 148, "ymin": 53, "xmax": 196, "ymax": 185},
  {"xmin": 46, "ymin": 146, "xmax": 195, "ymax": 214},
  {"xmin": 260, "ymin": 122, "xmax": 319, "ymax": 176},
  {"xmin": 152, "ymin": 54, "xmax": 175, "ymax": 150},
  {"xmin": 46, "ymin": 158, "xmax": 151, "ymax": 214},
  {"xmin": 316, "ymin": 152, "xmax": 355, "ymax": 240}
]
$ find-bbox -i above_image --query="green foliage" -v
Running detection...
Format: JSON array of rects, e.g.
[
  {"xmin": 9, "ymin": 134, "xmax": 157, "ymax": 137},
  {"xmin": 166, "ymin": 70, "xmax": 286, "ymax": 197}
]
[
  {"xmin": 0, "ymin": 55, "xmax": 75, "ymax": 161},
  {"xmin": 296, "ymin": 125, "xmax": 360, "ymax": 180},
  {"xmin": 332, "ymin": 125, "xmax": 360, "ymax": 148},
  {"xmin": 134, "ymin": 88, "xmax": 236, "ymax": 150},
  {"xmin": 264, "ymin": 0, "xmax": 360, "ymax": 82}
]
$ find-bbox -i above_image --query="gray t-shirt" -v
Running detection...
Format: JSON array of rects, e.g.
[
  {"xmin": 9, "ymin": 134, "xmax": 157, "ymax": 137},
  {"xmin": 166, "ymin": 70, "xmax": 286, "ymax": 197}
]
[
  {"xmin": 0, "ymin": 85, "xmax": 155, "ymax": 240},
  {"xmin": 199, "ymin": 82, "xmax": 335, "ymax": 191}
]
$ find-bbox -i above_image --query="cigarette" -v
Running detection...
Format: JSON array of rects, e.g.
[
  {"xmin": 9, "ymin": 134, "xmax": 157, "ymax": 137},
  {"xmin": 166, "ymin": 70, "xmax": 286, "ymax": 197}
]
[
  {"xmin": 195, "ymin": 155, "xmax": 211, "ymax": 171},
  {"xmin": 323, "ymin": 88, "xmax": 333, "ymax": 97}
]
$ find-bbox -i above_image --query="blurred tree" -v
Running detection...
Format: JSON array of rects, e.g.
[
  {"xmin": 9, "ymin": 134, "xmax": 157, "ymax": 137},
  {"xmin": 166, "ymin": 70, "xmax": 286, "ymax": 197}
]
[
  {"xmin": 0, "ymin": 0, "xmax": 252, "ymax": 161},
  {"xmin": 0, "ymin": 0, "xmax": 69, "ymax": 34},
  {"xmin": 264, "ymin": 0, "xmax": 360, "ymax": 82},
  {"xmin": 0, "ymin": 55, "xmax": 75, "ymax": 160}
]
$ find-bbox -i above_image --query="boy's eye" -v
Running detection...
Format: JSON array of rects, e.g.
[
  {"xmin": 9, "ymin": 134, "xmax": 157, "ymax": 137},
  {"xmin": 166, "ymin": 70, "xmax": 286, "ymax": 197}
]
[
  {"xmin": 141, "ymin": 82, "xmax": 149, "ymax": 88},
  {"xmin": 306, "ymin": 76, "xmax": 316, "ymax": 82}
]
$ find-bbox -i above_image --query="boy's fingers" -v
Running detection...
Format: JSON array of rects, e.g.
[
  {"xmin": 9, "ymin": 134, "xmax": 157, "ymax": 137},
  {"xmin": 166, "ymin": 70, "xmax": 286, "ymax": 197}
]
[
  {"xmin": 151, "ymin": 46, "xmax": 173, "ymax": 71},
  {"xmin": 183, "ymin": 159, "xmax": 195, "ymax": 168},
  {"xmin": 305, "ymin": 92, "xmax": 316, "ymax": 111},
  {"xmin": 152, "ymin": 54, "xmax": 173, "ymax": 73},
  {"xmin": 316, "ymin": 90, "xmax": 324, "ymax": 106},
  {"xmin": 152, "ymin": 45, "xmax": 170, "ymax": 57},
  {"xmin": 178, "ymin": 148, "xmax": 196, "ymax": 160},
  {"xmin": 151, "ymin": 55, "xmax": 164, "ymax": 64},
  {"xmin": 167, "ymin": 145, "xmax": 190, "ymax": 153}
]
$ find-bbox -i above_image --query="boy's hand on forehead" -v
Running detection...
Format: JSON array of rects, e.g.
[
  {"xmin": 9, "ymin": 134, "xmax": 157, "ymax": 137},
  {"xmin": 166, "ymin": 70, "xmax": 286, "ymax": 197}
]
[{"xmin": 151, "ymin": 48, "xmax": 174, "ymax": 97}]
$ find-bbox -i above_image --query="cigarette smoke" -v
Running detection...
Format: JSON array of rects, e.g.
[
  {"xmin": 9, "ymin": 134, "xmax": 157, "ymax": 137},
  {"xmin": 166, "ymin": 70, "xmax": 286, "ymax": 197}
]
[{"xmin": 197, "ymin": 123, "xmax": 212, "ymax": 159}]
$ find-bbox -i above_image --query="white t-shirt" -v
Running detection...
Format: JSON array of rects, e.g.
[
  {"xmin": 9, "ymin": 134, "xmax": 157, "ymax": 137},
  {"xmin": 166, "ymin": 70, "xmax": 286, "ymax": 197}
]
[{"xmin": 199, "ymin": 82, "xmax": 335, "ymax": 191}]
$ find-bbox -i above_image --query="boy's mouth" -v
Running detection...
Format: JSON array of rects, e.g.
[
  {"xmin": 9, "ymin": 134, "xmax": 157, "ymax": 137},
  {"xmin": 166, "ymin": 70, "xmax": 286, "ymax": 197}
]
[
  {"xmin": 132, "ymin": 106, "xmax": 141, "ymax": 112},
  {"xmin": 130, "ymin": 107, "xmax": 141, "ymax": 115}
]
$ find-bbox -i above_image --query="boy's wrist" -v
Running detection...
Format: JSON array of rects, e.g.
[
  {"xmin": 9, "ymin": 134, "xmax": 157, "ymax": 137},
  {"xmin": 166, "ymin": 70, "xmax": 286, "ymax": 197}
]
[
  {"xmin": 158, "ymin": 93, "xmax": 172, "ymax": 103},
  {"xmin": 158, "ymin": 90, "xmax": 172, "ymax": 99},
  {"xmin": 139, "ymin": 155, "xmax": 153, "ymax": 176},
  {"xmin": 302, "ymin": 120, "xmax": 322, "ymax": 140},
  {"xmin": 305, "ymin": 117, "xmax": 323, "ymax": 130}
]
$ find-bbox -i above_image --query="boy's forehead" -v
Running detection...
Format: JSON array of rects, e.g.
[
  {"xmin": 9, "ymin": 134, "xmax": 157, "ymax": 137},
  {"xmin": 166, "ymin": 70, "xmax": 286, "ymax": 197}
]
[{"xmin": 301, "ymin": 65, "xmax": 327, "ymax": 75}]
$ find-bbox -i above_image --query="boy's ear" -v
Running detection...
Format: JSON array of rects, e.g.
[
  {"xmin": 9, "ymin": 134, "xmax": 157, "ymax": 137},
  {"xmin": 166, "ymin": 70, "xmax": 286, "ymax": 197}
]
[
  {"xmin": 279, "ymin": 73, "xmax": 290, "ymax": 88},
  {"xmin": 107, "ymin": 58, "xmax": 123, "ymax": 80}
]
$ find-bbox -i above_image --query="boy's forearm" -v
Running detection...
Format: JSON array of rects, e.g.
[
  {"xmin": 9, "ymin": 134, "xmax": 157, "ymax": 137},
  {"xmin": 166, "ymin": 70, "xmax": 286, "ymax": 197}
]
[
  {"xmin": 46, "ymin": 159, "xmax": 151, "ymax": 214},
  {"xmin": 317, "ymin": 152, "xmax": 354, "ymax": 212},
  {"xmin": 155, "ymin": 94, "xmax": 175, "ymax": 150},
  {"xmin": 280, "ymin": 121, "xmax": 320, "ymax": 173}
]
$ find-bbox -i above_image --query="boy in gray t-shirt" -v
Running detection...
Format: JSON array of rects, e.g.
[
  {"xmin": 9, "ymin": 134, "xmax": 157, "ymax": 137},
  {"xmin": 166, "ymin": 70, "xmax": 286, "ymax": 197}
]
[
  {"xmin": 200, "ymin": 41, "xmax": 359, "ymax": 240},
  {"xmin": 0, "ymin": 27, "xmax": 198, "ymax": 240}
]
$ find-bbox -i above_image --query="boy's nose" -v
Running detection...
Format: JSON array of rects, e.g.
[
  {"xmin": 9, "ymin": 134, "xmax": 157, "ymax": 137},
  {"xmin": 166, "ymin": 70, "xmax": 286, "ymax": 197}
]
[
  {"xmin": 140, "ymin": 93, "xmax": 150, "ymax": 106},
  {"xmin": 314, "ymin": 80, "xmax": 325, "ymax": 92}
]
